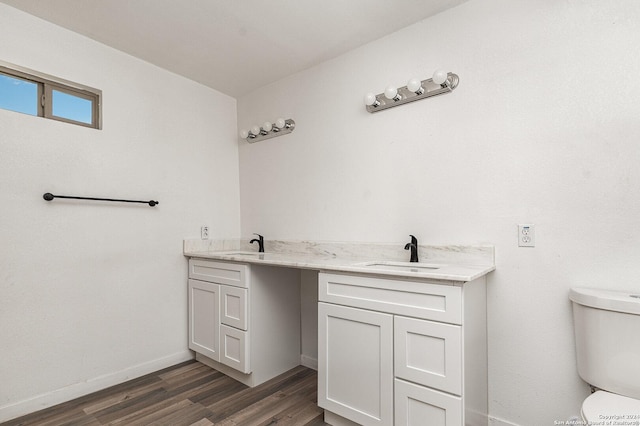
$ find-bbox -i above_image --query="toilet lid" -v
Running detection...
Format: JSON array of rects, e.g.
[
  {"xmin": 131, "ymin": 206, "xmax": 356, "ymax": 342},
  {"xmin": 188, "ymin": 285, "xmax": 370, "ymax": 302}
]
[{"xmin": 582, "ymin": 391, "xmax": 640, "ymax": 421}]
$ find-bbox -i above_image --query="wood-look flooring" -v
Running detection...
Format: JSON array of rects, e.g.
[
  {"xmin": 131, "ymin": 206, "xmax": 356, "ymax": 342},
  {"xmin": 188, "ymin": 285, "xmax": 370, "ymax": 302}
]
[{"xmin": 3, "ymin": 361, "xmax": 327, "ymax": 426}]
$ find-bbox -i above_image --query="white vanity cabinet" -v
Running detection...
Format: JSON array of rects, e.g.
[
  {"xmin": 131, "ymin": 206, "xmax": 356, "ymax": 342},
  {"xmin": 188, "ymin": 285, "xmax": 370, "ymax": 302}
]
[
  {"xmin": 318, "ymin": 272, "xmax": 487, "ymax": 426},
  {"xmin": 188, "ymin": 258, "xmax": 301, "ymax": 387}
]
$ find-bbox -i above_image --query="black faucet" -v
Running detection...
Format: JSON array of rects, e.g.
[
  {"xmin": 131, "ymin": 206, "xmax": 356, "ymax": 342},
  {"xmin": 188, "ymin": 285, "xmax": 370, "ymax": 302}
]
[
  {"xmin": 249, "ymin": 233, "xmax": 264, "ymax": 252},
  {"xmin": 404, "ymin": 234, "xmax": 419, "ymax": 262}
]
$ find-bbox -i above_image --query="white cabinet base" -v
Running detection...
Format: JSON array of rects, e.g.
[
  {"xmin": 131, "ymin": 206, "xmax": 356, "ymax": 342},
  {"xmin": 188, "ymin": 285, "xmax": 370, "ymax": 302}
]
[
  {"xmin": 324, "ymin": 410, "xmax": 365, "ymax": 426},
  {"xmin": 195, "ymin": 353, "xmax": 253, "ymax": 387}
]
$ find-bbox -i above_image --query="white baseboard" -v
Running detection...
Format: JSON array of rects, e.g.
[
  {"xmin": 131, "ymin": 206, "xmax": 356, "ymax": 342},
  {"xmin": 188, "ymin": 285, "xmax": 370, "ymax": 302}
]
[
  {"xmin": 0, "ymin": 350, "xmax": 194, "ymax": 423},
  {"xmin": 466, "ymin": 409, "xmax": 489, "ymax": 425},
  {"xmin": 300, "ymin": 354, "xmax": 318, "ymax": 370},
  {"xmin": 489, "ymin": 415, "xmax": 522, "ymax": 426}
]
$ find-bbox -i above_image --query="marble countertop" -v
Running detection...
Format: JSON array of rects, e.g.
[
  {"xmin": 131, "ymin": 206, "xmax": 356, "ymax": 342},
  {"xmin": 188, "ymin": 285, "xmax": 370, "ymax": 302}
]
[{"xmin": 183, "ymin": 239, "xmax": 495, "ymax": 282}]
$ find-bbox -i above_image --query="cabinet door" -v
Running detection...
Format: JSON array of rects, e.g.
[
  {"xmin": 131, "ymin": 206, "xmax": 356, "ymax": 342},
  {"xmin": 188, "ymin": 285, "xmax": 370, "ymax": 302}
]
[
  {"xmin": 318, "ymin": 302, "xmax": 393, "ymax": 426},
  {"xmin": 188, "ymin": 279, "xmax": 220, "ymax": 361},
  {"xmin": 220, "ymin": 324, "xmax": 250, "ymax": 373},
  {"xmin": 220, "ymin": 285, "xmax": 248, "ymax": 330},
  {"xmin": 395, "ymin": 379, "xmax": 462, "ymax": 426},
  {"xmin": 395, "ymin": 316, "xmax": 462, "ymax": 395}
]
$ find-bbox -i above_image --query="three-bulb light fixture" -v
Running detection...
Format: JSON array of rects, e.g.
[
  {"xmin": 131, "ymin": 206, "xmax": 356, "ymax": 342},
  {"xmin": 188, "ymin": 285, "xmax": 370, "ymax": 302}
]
[
  {"xmin": 239, "ymin": 118, "xmax": 295, "ymax": 143},
  {"xmin": 364, "ymin": 69, "xmax": 459, "ymax": 113}
]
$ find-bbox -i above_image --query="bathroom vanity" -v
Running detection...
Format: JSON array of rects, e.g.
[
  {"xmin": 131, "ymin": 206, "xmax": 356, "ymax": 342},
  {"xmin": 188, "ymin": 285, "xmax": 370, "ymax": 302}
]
[
  {"xmin": 187, "ymin": 259, "xmax": 301, "ymax": 386},
  {"xmin": 318, "ymin": 272, "xmax": 487, "ymax": 426},
  {"xmin": 184, "ymin": 240, "xmax": 494, "ymax": 426}
]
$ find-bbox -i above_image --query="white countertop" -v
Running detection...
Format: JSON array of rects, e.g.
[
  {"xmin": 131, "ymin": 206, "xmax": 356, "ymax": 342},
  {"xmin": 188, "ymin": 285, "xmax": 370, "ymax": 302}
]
[{"xmin": 183, "ymin": 240, "xmax": 495, "ymax": 282}]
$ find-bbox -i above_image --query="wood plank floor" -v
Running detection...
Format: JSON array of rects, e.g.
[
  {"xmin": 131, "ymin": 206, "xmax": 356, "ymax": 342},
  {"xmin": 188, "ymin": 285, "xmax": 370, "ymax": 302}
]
[{"xmin": 3, "ymin": 361, "xmax": 328, "ymax": 426}]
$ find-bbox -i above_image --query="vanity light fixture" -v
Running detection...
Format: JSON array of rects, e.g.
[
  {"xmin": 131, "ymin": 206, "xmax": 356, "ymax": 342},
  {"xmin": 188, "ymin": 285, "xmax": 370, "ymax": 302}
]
[
  {"xmin": 239, "ymin": 118, "xmax": 296, "ymax": 143},
  {"xmin": 364, "ymin": 69, "xmax": 459, "ymax": 113}
]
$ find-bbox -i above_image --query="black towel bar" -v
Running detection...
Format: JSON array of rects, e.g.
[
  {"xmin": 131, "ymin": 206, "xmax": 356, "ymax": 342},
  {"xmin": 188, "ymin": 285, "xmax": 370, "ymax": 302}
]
[{"xmin": 43, "ymin": 193, "xmax": 158, "ymax": 207}]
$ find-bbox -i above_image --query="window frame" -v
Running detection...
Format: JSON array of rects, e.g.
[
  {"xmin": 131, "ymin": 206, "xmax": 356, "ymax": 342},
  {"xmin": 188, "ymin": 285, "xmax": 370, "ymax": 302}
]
[{"xmin": 0, "ymin": 61, "xmax": 102, "ymax": 129}]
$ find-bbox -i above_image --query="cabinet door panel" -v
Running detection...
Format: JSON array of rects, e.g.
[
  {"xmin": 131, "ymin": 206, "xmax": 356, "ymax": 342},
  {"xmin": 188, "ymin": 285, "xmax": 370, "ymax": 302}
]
[
  {"xmin": 318, "ymin": 302, "xmax": 393, "ymax": 426},
  {"xmin": 395, "ymin": 316, "xmax": 462, "ymax": 395},
  {"xmin": 188, "ymin": 279, "xmax": 220, "ymax": 361},
  {"xmin": 395, "ymin": 379, "xmax": 462, "ymax": 426},
  {"xmin": 220, "ymin": 324, "xmax": 250, "ymax": 373},
  {"xmin": 220, "ymin": 285, "xmax": 248, "ymax": 330}
]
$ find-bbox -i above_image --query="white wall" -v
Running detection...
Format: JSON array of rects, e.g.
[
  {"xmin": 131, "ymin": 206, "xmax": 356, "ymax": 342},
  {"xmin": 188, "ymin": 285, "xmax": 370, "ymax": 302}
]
[
  {"xmin": 237, "ymin": 0, "xmax": 640, "ymax": 424},
  {"xmin": 0, "ymin": 4, "xmax": 240, "ymax": 421}
]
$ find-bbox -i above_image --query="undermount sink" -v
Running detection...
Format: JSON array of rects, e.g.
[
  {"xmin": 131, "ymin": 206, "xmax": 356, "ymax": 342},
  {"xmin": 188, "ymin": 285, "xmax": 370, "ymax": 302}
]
[
  {"xmin": 356, "ymin": 261, "xmax": 442, "ymax": 271},
  {"xmin": 218, "ymin": 251, "xmax": 263, "ymax": 256}
]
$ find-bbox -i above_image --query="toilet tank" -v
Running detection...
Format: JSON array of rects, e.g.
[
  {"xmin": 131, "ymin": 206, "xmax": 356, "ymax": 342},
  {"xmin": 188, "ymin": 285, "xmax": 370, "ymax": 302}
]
[{"xmin": 570, "ymin": 288, "xmax": 640, "ymax": 400}]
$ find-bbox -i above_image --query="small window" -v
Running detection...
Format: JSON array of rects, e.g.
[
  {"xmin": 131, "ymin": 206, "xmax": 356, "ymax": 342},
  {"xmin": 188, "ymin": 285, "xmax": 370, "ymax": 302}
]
[{"xmin": 0, "ymin": 63, "xmax": 101, "ymax": 129}]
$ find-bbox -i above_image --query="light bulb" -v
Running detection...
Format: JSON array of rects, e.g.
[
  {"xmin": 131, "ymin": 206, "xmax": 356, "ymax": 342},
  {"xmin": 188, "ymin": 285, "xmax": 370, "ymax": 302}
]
[
  {"xmin": 432, "ymin": 69, "xmax": 448, "ymax": 86},
  {"xmin": 407, "ymin": 78, "xmax": 424, "ymax": 95},
  {"xmin": 240, "ymin": 129, "xmax": 249, "ymax": 139},
  {"xmin": 263, "ymin": 121, "xmax": 273, "ymax": 132},
  {"xmin": 364, "ymin": 93, "xmax": 380, "ymax": 107},
  {"xmin": 384, "ymin": 86, "xmax": 400, "ymax": 101},
  {"xmin": 275, "ymin": 118, "xmax": 286, "ymax": 129},
  {"xmin": 250, "ymin": 125, "xmax": 261, "ymax": 136}
]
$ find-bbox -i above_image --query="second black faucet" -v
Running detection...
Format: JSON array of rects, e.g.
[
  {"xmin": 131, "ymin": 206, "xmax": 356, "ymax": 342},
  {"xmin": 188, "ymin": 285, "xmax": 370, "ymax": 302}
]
[{"xmin": 250, "ymin": 233, "xmax": 264, "ymax": 252}]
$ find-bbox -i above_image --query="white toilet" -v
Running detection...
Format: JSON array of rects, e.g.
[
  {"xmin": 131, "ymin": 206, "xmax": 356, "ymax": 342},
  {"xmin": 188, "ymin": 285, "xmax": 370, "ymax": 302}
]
[{"xmin": 570, "ymin": 287, "xmax": 640, "ymax": 423}]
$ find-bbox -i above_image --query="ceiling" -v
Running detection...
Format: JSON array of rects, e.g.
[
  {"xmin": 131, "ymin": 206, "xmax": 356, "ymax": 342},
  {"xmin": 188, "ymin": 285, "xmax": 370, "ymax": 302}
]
[{"xmin": 0, "ymin": 0, "xmax": 467, "ymax": 97}]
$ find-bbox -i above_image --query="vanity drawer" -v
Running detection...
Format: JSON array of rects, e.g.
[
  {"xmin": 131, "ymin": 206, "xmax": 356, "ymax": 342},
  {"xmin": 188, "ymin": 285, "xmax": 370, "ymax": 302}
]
[
  {"xmin": 319, "ymin": 273, "xmax": 462, "ymax": 324},
  {"xmin": 395, "ymin": 316, "xmax": 462, "ymax": 395},
  {"xmin": 220, "ymin": 324, "xmax": 250, "ymax": 373},
  {"xmin": 395, "ymin": 379, "xmax": 462, "ymax": 426},
  {"xmin": 189, "ymin": 259, "xmax": 249, "ymax": 288},
  {"xmin": 220, "ymin": 285, "xmax": 248, "ymax": 331}
]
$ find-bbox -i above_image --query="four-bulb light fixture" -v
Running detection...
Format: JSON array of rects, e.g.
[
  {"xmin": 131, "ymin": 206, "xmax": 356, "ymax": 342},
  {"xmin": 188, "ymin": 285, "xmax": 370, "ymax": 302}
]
[
  {"xmin": 239, "ymin": 118, "xmax": 295, "ymax": 143},
  {"xmin": 364, "ymin": 69, "xmax": 459, "ymax": 113}
]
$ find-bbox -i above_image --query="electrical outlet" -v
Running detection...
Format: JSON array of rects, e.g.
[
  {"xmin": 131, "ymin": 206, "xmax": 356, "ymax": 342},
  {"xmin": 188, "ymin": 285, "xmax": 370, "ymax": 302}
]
[
  {"xmin": 201, "ymin": 226, "xmax": 209, "ymax": 240},
  {"xmin": 518, "ymin": 224, "xmax": 535, "ymax": 247}
]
